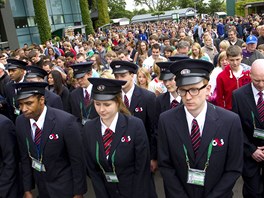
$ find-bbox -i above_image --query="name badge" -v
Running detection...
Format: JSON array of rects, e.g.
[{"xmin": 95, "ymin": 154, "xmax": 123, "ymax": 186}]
[
  {"xmin": 105, "ymin": 172, "xmax": 119, "ymax": 183},
  {"xmin": 14, "ymin": 108, "xmax": 20, "ymax": 115},
  {"xmin": 82, "ymin": 118, "xmax": 90, "ymax": 126},
  {"xmin": 253, "ymin": 128, "xmax": 264, "ymax": 140},
  {"xmin": 187, "ymin": 168, "xmax": 205, "ymax": 186},
  {"xmin": 32, "ymin": 158, "xmax": 46, "ymax": 172}
]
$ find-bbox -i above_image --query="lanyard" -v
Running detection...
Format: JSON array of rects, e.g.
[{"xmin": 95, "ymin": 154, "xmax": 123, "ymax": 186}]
[
  {"xmin": 96, "ymin": 141, "xmax": 116, "ymax": 174},
  {"xmin": 183, "ymin": 140, "xmax": 213, "ymax": 171},
  {"xmin": 26, "ymin": 138, "xmax": 43, "ymax": 162},
  {"xmin": 80, "ymin": 101, "xmax": 92, "ymax": 119},
  {"xmin": 251, "ymin": 111, "xmax": 257, "ymax": 129}
]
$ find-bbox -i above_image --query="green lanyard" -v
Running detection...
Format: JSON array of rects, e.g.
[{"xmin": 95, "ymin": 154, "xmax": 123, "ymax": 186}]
[
  {"xmin": 26, "ymin": 138, "xmax": 43, "ymax": 162},
  {"xmin": 183, "ymin": 140, "xmax": 213, "ymax": 171},
  {"xmin": 80, "ymin": 102, "xmax": 92, "ymax": 119},
  {"xmin": 96, "ymin": 141, "xmax": 117, "ymax": 174},
  {"xmin": 251, "ymin": 111, "xmax": 257, "ymax": 129}
]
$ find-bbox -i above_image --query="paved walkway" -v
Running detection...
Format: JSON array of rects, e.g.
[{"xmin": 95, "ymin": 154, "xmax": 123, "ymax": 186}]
[{"xmin": 83, "ymin": 171, "xmax": 243, "ymax": 198}]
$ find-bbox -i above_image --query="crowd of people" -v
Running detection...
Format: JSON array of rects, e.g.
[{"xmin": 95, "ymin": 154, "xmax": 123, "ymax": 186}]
[{"xmin": 1, "ymin": 13, "xmax": 264, "ymax": 197}]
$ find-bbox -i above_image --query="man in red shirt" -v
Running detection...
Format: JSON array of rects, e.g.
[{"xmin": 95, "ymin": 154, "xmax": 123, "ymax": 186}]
[{"xmin": 216, "ymin": 45, "xmax": 251, "ymax": 110}]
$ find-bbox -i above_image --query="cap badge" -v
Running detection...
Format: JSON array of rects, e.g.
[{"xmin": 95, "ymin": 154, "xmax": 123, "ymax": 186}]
[
  {"xmin": 97, "ymin": 85, "xmax": 105, "ymax": 91},
  {"xmin": 181, "ymin": 69, "xmax": 190, "ymax": 75},
  {"xmin": 115, "ymin": 65, "xmax": 121, "ymax": 68}
]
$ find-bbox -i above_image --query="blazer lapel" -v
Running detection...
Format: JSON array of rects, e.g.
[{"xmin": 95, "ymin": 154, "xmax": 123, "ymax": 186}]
[
  {"xmin": 24, "ymin": 119, "xmax": 38, "ymax": 156},
  {"xmin": 244, "ymin": 84, "xmax": 262, "ymax": 125},
  {"xmin": 94, "ymin": 118, "xmax": 111, "ymax": 168},
  {"xmin": 163, "ymin": 92, "xmax": 171, "ymax": 111},
  {"xmin": 195, "ymin": 103, "xmax": 219, "ymax": 164},
  {"xmin": 129, "ymin": 86, "xmax": 141, "ymax": 114},
  {"xmin": 40, "ymin": 107, "xmax": 56, "ymax": 154},
  {"xmin": 175, "ymin": 106, "xmax": 196, "ymax": 162},
  {"xmin": 109, "ymin": 113, "xmax": 126, "ymax": 157}
]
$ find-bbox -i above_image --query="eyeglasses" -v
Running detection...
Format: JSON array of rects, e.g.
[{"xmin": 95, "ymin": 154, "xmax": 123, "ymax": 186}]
[{"xmin": 177, "ymin": 84, "xmax": 207, "ymax": 97}]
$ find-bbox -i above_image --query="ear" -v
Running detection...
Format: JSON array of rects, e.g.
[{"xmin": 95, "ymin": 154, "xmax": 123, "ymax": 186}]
[
  {"xmin": 205, "ymin": 84, "xmax": 211, "ymax": 96},
  {"xmin": 40, "ymin": 95, "xmax": 45, "ymax": 105}
]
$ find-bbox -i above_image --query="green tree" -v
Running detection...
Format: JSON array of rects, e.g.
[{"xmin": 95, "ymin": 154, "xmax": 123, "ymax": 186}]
[
  {"xmin": 207, "ymin": 0, "xmax": 225, "ymax": 15},
  {"xmin": 195, "ymin": 1, "xmax": 209, "ymax": 14},
  {"xmin": 132, "ymin": 8, "xmax": 149, "ymax": 16},
  {"xmin": 96, "ymin": 0, "xmax": 110, "ymax": 27},
  {"xmin": 108, "ymin": 0, "xmax": 133, "ymax": 19},
  {"xmin": 177, "ymin": 0, "xmax": 194, "ymax": 8},
  {"xmin": 79, "ymin": 0, "xmax": 94, "ymax": 35},
  {"xmin": 235, "ymin": 0, "xmax": 263, "ymax": 16},
  {"xmin": 32, "ymin": 0, "xmax": 51, "ymax": 44},
  {"xmin": 133, "ymin": 0, "xmax": 176, "ymax": 12}
]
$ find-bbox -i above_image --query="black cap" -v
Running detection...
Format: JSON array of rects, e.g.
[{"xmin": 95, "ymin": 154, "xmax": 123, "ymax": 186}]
[
  {"xmin": 13, "ymin": 82, "xmax": 48, "ymax": 100},
  {"xmin": 156, "ymin": 61, "xmax": 174, "ymax": 80},
  {"xmin": 110, "ymin": 60, "xmax": 138, "ymax": 74},
  {"xmin": 26, "ymin": 66, "xmax": 47, "ymax": 79},
  {"xmin": 6, "ymin": 59, "xmax": 27, "ymax": 70},
  {"xmin": 170, "ymin": 59, "xmax": 214, "ymax": 87},
  {"xmin": 70, "ymin": 62, "xmax": 93, "ymax": 78},
  {"xmin": 168, "ymin": 55, "xmax": 190, "ymax": 62},
  {"xmin": 88, "ymin": 78, "xmax": 127, "ymax": 101}
]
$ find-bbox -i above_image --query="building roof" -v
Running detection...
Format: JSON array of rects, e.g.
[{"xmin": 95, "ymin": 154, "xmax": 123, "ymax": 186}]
[
  {"xmin": 245, "ymin": 1, "xmax": 264, "ymax": 6},
  {"xmin": 131, "ymin": 8, "xmax": 196, "ymax": 23}
]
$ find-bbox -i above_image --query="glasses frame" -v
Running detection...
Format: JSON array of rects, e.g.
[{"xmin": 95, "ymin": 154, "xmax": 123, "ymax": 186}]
[{"xmin": 177, "ymin": 84, "xmax": 208, "ymax": 97}]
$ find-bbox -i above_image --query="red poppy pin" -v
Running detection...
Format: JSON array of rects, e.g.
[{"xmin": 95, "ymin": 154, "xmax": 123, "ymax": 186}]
[
  {"xmin": 121, "ymin": 136, "xmax": 131, "ymax": 143},
  {"xmin": 49, "ymin": 134, "xmax": 59, "ymax": 140},
  {"xmin": 135, "ymin": 107, "xmax": 143, "ymax": 112},
  {"xmin": 212, "ymin": 138, "xmax": 224, "ymax": 147}
]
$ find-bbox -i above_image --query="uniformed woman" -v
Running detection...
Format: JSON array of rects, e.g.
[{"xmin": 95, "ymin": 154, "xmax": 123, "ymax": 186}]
[{"xmin": 83, "ymin": 78, "xmax": 151, "ymax": 198}]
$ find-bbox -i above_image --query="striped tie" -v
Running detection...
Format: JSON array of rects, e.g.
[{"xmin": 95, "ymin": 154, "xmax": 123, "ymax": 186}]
[
  {"xmin": 257, "ymin": 92, "xmax": 264, "ymax": 122},
  {"xmin": 191, "ymin": 119, "xmax": 201, "ymax": 156},
  {"xmin": 84, "ymin": 90, "xmax": 90, "ymax": 107},
  {"xmin": 103, "ymin": 128, "xmax": 113, "ymax": 156},
  {"xmin": 170, "ymin": 99, "xmax": 179, "ymax": 109},
  {"xmin": 124, "ymin": 95, "xmax": 129, "ymax": 109},
  {"xmin": 33, "ymin": 123, "xmax": 42, "ymax": 146}
]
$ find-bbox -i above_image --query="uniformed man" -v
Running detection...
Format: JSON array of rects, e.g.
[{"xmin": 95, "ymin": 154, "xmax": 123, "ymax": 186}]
[
  {"xmin": 155, "ymin": 61, "xmax": 181, "ymax": 121},
  {"xmin": 155, "ymin": 55, "xmax": 190, "ymax": 119},
  {"xmin": 25, "ymin": 65, "xmax": 64, "ymax": 110},
  {"xmin": 232, "ymin": 59, "xmax": 264, "ymax": 198},
  {"xmin": 15, "ymin": 82, "xmax": 87, "ymax": 198},
  {"xmin": 4, "ymin": 59, "xmax": 27, "ymax": 122},
  {"xmin": 69, "ymin": 62, "xmax": 98, "ymax": 125},
  {"xmin": 0, "ymin": 114, "xmax": 19, "ymax": 197},
  {"xmin": 158, "ymin": 59, "xmax": 243, "ymax": 198}
]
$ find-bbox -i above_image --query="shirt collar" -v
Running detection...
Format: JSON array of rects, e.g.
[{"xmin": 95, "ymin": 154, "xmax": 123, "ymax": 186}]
[
  {"xmin": 251, "ymin": 83, "xmax": 263, "ymax": 104},
  {"xmin": 184, "ymin": 102, "xmax": 207, "ymax": 134},
  {"xmin": 100, "ymin": 112, "xmax": 119, "ymax": 136},
  {"xmin": 83, "ymin": 84, "xmax": 92, "ymax": 96},
  {"xmin": 169, "ymin": 92, "xmax": 181, "ymax": 103},
  {"xmin": 30, "ymin": 105, "xmax": 47, "ymax": 130},
  {"xmin": 251, "ymin": 83, "xmax": 261, "ymax": 97},
  {"xmin": 122, "ymin": 83, "xmax": 135, "ymax": 102}
]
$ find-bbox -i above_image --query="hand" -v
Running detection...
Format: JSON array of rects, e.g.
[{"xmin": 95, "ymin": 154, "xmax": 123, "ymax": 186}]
[
  {"xmin": 155, "ymin": 87, "xmax": 163, "ymax": 96},
  {"xmin": 73, "ymin": 195, "xmax": 83, "ymax": 198},
  {"xmin": 257, "ymin": 146, "xmax": 264, "ymax": 150},
  {"xmin": 24, "ymin": 191, "xmax": 33, "ymax": 198},
  {"xmin": 252, "ymin": 148, "xmax": 264, "ymax": 162},
  {"xmin": 150, "ymin": 160, "xmax": 158, "ymax": 173}
]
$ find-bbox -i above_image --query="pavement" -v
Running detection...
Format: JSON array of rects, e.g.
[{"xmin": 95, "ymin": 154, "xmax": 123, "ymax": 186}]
[{"xmin": 83, "ymin": 171, "xmax": 243, "ymax": 198}]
